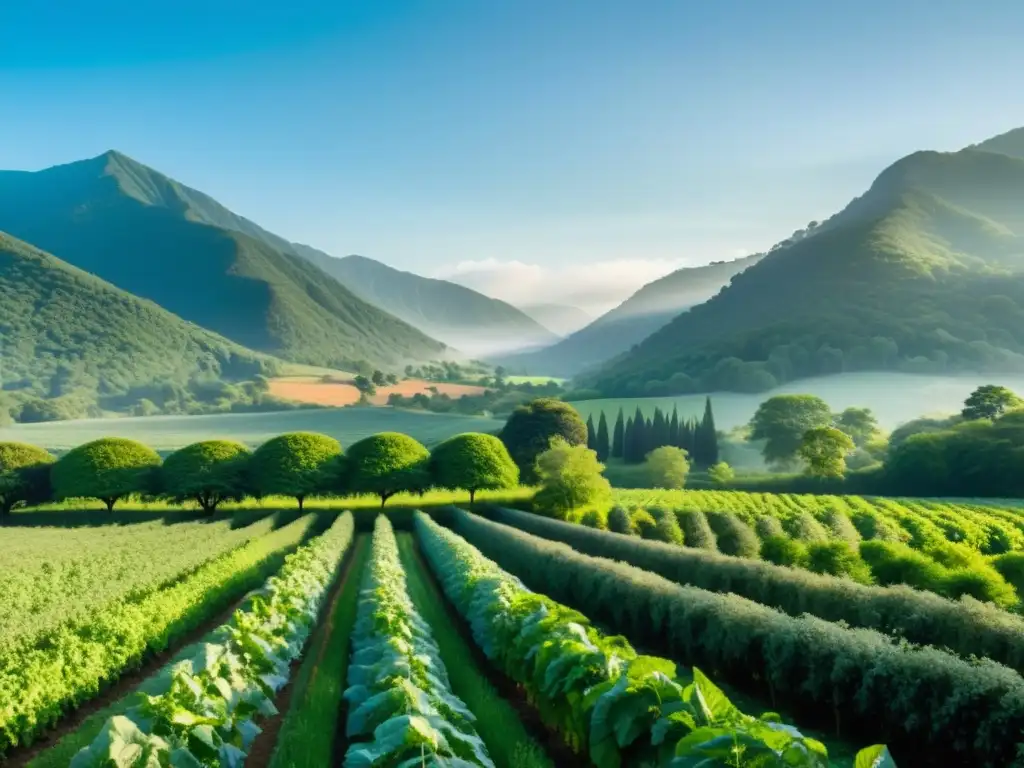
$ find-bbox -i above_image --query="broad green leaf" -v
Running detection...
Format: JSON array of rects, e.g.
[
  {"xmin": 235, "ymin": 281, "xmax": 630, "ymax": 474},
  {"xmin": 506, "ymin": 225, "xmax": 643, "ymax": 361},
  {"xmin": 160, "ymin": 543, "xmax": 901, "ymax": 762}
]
[{"xmin": 855, "ymin": 745, "xmax": 899, "ymax": 768}]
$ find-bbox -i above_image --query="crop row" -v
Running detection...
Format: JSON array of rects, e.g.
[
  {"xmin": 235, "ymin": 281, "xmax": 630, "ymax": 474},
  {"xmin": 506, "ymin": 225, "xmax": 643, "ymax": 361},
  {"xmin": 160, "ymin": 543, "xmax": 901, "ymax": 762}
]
[
  {"xmin": 342, "ymin": 516, "xmax": 494, "ymax": 766},
  {"xmin": 69, "ymin": 512, "xmax": 354, "ymax": 767},
  {"xmin": 451, "ymin": 507, "xmax": 1024, "ymax": 765},
  {"xmin": 0, "ymin": 513, "xmax": 320, "ymax": 753},
  {"xmin": 413, "ymin": 511, "xmax": 882, "ymax": 767}
]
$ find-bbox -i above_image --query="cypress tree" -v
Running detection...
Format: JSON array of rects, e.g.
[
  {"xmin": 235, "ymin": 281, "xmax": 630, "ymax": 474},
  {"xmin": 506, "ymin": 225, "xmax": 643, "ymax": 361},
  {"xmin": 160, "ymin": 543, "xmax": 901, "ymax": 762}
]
[
  {"xmin": 668, "ymin": 406, "xmax": 680, "ymax": 448},
  {"xmin": 681, "ymin": 418, "xmax": 696, "ymax": 457},
  {"xmin": 632, "ymin": 407, "xmax": 647, "ymax": 463},
  {"xmin": 651, "ymin": 408, "xmax": 668, "ymax": 450},
  {"xmin": 611, "ymin": 408, "xmax": 625, "ymax": 459},
  {"xmin": 623, "ymin": 417, "xmax": 636, "ymax": 463},
  {"xmin": 586, "ymin": 414, "xmax": 597, "ymax": 451},
  {"xmin": 596, "ymin": 411, "xmax": 610, "ymax": 462},
  {"xmin": 697, "ymin": 396, "xmax": 720, "ymax": 466}
]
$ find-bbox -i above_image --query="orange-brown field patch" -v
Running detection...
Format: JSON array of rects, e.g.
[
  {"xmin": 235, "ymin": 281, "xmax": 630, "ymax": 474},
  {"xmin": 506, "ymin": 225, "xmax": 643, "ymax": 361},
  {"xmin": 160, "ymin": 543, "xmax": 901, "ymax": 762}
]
[{"xmin": 268, "ymin": 377, "xmax": 488, "ymax": 407}]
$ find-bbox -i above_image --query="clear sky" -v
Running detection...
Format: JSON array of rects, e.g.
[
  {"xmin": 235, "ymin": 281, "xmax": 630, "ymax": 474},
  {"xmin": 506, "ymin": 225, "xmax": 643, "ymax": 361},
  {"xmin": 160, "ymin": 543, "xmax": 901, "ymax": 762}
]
[{"xmin": 3, "ymin": 0, "xmax": 1024, "ymax": 313}]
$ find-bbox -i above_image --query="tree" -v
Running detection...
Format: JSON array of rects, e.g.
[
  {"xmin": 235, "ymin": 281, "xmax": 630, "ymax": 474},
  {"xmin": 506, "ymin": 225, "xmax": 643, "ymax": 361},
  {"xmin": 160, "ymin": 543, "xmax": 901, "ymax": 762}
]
[
  {"xmin": 51, "ymin": 438, "xmax": 161, "ymax": 511},
  {"xmin": 533, "ymin": 438, "xmax": 611, "ymax": 516},
  {"xmin": 161, "ymin": 440, "xmax": 251, "ymax": 513},
  {"xmin": 611, "ymin": 409, "xmax": 625, "ymax": 459},
  {"xmin": 345, "ymin": 432, "xmax": 430, "ymax": 506},
  {"xmin": 694, "ymin": 397, "xmax": 720, "ymax": 466},
  {"xmin": 500, "ymin": 398, "xmax": 587, "ymax": 482},
  {"xmin": 962, "ymin": 385, "xmax": 1023, "ymax": 421},
  {"xmin": 645, "ymin": 446, "xmax": 690, "ymax": 489},
  {"xmin": 372, "ymin": 370, "xmax": 387, "ymax": 387},
  {"xmin": 707, "ymin": 461, "xmax": 735, "ymax": 486},
  {"xmin": 668, "ymin": 407, "xmax": 680, "ymax": 448},
  {"xmin": 749, "ymin": 394, "xmax": 833, "ymax": 468},
  {"xmin": 626, "ymin": 406, "xmax": 647, "ymax": 463},
  {"xmin": 834, "ymin": 407, "xmax": 880, "ymax": 447},
  {"xmin": 353, "ymin": 375, "xmax": 376, "ymax": 396},
  {"xmin": 0, "ymin": 442, "xmax": 54, "ymax": 517},
  {"xmin": 595, "ymin": 412, "xmax": 610, "ymax": 462},
  {"xmin": 586, "ymin": 415, "xmax": 597, "ymax": 451},
  {"xmin": 430, "ymin": 432, "xmax": 518, "ymax": 505},
  {"xmin": 385, "ymin": 373, "xmax": 399, "ymax": 386},
  {"xmin": 798, "ymin": 426, "xmax": 855, "ymax": 478},
  {"xmin": 250, "ymin": 432, "xmax": 341, "ymax": 511}
]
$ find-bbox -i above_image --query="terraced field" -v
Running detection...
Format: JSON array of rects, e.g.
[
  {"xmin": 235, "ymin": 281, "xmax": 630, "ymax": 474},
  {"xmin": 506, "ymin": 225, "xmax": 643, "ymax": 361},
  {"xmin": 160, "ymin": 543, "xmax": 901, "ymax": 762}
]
[{"xmin": 17, "ymin": 497, "xmax": 1024, "ymax": 766}]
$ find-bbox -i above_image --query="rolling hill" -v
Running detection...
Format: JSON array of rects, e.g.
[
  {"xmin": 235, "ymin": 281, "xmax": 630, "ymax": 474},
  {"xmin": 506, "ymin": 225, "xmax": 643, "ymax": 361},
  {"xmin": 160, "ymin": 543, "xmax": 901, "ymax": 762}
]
[
  {"xmin": 585, "ymin": 130, "xmax": 1024, "ymax": 396},
  {"xmin": 300, "ymin": 253, "xmax": 557, "ymax": 354},
  {"xmin": 518, "ymin": 303, "xmax": 592, "ymax": 336},
  {"xmin": 500, "ymin": 254, "xmax": 762, "ymax": 377},
  {"xmin": 0, "ymin": 231, "xmax": 270, "ymax": 421},
  {"xmin": 0, "ymin": 151, "xmax": 445, "ymax": 371}
]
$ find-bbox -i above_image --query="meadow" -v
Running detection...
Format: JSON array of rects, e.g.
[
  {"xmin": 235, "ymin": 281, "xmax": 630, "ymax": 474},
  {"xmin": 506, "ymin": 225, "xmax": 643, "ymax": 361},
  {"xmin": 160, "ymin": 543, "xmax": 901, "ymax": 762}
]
[{"xmin": 0, "ymin": 406, "xmax": 503, "ymax": 452}]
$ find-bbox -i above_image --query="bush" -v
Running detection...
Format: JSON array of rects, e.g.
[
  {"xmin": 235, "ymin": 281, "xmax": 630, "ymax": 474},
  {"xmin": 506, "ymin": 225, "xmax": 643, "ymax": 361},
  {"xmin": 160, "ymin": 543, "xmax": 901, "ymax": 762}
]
[
  {"xmin": 859, "ymin": 540, "xmax": 947, "ymax": 592},
  {"xmin": 430, "ymin": 432, "xmax": 518, "ymax": 505},
  {"xmin": 676, "ymin": 509, "xmax": 717, "ymax": 551},
  {"xmin": 647, "ymin": 508, "xmax": 684, "ymax": 545},
  {"xmin": 806, "ymin": 541, "xmax": 873, "ymax": 584},
  {"xmin": 760, "ymin": 536, "xmax": 809, "ymax": 568},
  {"xmin": 51, "ymin": 438, "xmax": 161, "ymax": 511},
  {"xmin": 607, "ymin": 505, "xmax": 634, "ymax": 535},
  {"xmin": 344, "ymin": 432, "xmax": 430, "ymax": 507},
  {"xmin": 579, "ymin": 509, "xmax": 607, "ymax": 530},
  {"xmin": 754, "ymin": 515, "xmax": 785, "ymax": 540},
  {"xmin": 0, "ymin": 442, "xmax": 54, "ymax": 515},
  {"xmin": 706, "ymin": 512, "xmax": 760, "ymax": 558},
  {"xmin": 943, "ymin": 568, "xmax": 1018, "ymax": 608},
  {"xmin": 822, "ymin": 508, "xmax": 861, "ymax": 546},
  {"xmin": 250, "ymin": 432, "xmax": 342, "ymax": 510},
  {"xmin": 992, "ymin": 552, "xmax": 1024, "ymax": 598},
  {"xmin": 161, "ymin": 440, "xmax": 251, "ymax": 513},
  {"xmin": 500, "ymin": 398, "xmax": 587, "ymax": 482},
  {"xmin": 645, "ymin": 446, "xmax": 689, "ymax": 489},
  {"xmin": 632, "ymin": 509, "xmax": 658, "ymax": 539},
  {"xmin": 532, "ymin": 438, "xmax": 611, "ymax": 516},
  {"xmin": 707, "ymin": 461, "xmax": 735, "ymax": 486},
  {"xmin": 785, "ymin": 511, "xmax": 830, "ymax": 543}
]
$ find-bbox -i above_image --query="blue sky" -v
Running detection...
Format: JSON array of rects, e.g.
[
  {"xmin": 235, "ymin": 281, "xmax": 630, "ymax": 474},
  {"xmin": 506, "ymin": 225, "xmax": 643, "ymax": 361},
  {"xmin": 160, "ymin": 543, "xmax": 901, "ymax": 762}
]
[{"xmin": 3, "ymin": 0, "xmax": 1024, "ymax": 312}]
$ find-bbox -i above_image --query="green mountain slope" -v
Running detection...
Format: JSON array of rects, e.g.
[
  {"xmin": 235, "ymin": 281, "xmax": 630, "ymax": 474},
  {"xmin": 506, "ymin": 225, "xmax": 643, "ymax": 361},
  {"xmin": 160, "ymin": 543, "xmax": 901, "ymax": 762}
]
[
  {"xmin": 301, "ymin": 254, "xmax": 557, "ymax": 354},
  {"xmin": 518, "ymin": 303, "xmax": 592, "ymax": 336},
  {"xmin": 972, "ymin": 126, "xmax": 1024, "ymax": 160},
  {"xmin": 586, "ymin": 138, "xmax": 1024, "ymax": 396},
  {"xmin": 0, "ymin": 152, "xmax": 445, "ymax": 370},
  {"xmin": 501, "ymin": 254, "xmax": 762, "ymax": 377},
  {"xmin": 0, "ymin": 231, "xmax": 269, "ymax": 419}
]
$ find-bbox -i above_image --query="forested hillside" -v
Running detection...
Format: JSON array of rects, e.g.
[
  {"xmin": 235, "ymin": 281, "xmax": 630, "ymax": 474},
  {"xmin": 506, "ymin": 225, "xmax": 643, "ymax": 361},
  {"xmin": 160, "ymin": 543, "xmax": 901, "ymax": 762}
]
[
  {"xmin": 0, "ymin": 151, "xmax": 445, "ymax": 370},
  {"xmin": 0, "ymin": 232, "xmax": 270, "ymax": 422},
  {"xmin": 587, "ymin": 138, "xmax": 1024, "ymax": 396}
]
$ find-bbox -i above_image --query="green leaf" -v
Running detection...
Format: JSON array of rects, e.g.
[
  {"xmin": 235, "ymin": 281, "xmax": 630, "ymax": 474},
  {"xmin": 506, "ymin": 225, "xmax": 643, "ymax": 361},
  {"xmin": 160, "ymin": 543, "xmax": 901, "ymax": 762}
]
[{"xmin": 854, "ymin": 745, "xmax": 899, "ymax": 768}]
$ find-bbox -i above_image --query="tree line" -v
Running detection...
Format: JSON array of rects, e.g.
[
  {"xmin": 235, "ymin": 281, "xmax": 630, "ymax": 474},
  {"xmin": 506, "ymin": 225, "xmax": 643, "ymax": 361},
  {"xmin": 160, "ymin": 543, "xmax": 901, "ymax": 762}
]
[{"xmin": 584, "ymin": 397, "xmax": 720, "ymax": 466}]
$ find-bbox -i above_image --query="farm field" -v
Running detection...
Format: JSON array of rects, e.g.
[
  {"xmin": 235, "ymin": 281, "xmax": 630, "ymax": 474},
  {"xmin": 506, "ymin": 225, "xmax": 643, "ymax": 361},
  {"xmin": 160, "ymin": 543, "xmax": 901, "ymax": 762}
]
[
  {"xmin": 6, "ymin": 503, "xmax": 913, "ymax": 767},
  {"xmin": 0, "ymin": 406, "xmax": 503, "ymax": 452},
  {"xmin": 267, "ymin": 375, "xmax": 488, "ymax": 406},
  {"xmin": 569, "ymin": 371, "xmax": 1024, "ymax": 430}
]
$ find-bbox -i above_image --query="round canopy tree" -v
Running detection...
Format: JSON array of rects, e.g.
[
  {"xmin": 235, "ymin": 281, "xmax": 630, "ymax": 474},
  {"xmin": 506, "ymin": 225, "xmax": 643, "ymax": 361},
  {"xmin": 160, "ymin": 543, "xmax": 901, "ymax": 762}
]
[
  {"xmin": 430, "ymin": 432, "xmax": 519, "ymax": 505},
  {"xmin": 749, "ymin": 394, "xmax": 833, "ymax": 469},
  {"xmin": 250, "ymin": 432, "xmax": 341, "ymax": 511},
  {"xmin": 345, "ymin": 432, "xmax": 430, "ymax": 507},
  {"xmin": 500, "ymin": 398, "xmax": 587, "ymax": 483},
  {"xmin": 162, "ymin": 440, "xmax": 252, "ymax": 514},
  {"xmin": 0, "ymin": 442, "xmax": 55, "ymax": 517},
  {"xmin": 51, "ymin": 438, "xmax": 161, "ymax": 511}
]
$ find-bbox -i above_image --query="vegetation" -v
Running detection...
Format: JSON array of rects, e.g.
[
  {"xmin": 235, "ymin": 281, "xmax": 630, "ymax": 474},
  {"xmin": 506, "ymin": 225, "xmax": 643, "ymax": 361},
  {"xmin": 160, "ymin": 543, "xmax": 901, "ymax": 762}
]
[
  {"xmin": 799, "ymin": 426, "xmax": 855, "ymax": 478},
  {"xmin": 499, "ymin": 398, "xmax": 587, "ymax": 482},
  {"xmin": 343, "ymin": 431, "xmax": 430, "ymax": 506},
  {"xmin": 160, "ymin": 439, "xmax": 251, "ymax": 513},
  {"xmin": 588, "ymin": 400, "xmax": 719, "ymax": 466},
  {"xmin": 644, "ymin": 445, "xmax": 689, "ymax": 489},
  {"xmin": 249, "ymin": 432, "xmax": 342, "ymax": 510},
  {"xmin": 429, "ymin": 432, "xmax": 519, "ymax": 504},
  {"xmin": 962, "ymin": 384, "xmax": 1023, "ymax": 420},
  {"xmin": 532, "ymin": 438, "xmax": 611, "ymax": 516},
  {"xmin": 749, "ymin": 395, "xmax": 834, "ymax": 468},
  {"xmin": 51, "ymin": 437, "xmax": 161, "ymax": 510},
  {"xmin": 0, "ymin": 441, "xmax": 54, "ymax": 516}
]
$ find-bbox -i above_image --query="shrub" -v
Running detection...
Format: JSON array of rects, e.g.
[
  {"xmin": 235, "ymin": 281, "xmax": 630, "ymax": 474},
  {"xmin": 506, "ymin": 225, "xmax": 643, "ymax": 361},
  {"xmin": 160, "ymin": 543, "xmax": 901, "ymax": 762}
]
[
  {"xmin": 607, "ymin": 505, "xmax": 635, "ymax": 535},
  {"xmin": 344, "ymin": 432, "xmax": 430, "ymax": 507},
  {"xmin": 706, "ymin": 512, "xmax": 760, "ymax": 558},
  {"xmin": 0, "ymin": 442, "xmax": 54, "ymax": 516},
  {"xmin": 645, "ymin": 446, "xmax": 689, "ymax": 489},
  {"xmin": 579, "ymin": 509, "xmax": 607, "ymax": 530},
  {"xmin": 500, "ymin": 398, "xmax": 587, "ymax": 482},
  {"xmin": 760, "ymin": 536, "xmax": 809, "ymax": 568},
  {"xmin": 992, "ymin": 552, "xmax": 1024, "ymax": 599},
  {"xmin": 707, "ymin": 461, "xmax": 735, "ymax": 486},
  {"xmin": 649, "ymin": 509, "xmax": 684, "ymax": 545},
  {"xmin": 943, "ymin": 568, "xmax": 1018, "ymax": 608},
  {"xmin": 51, "ymin": 438, "xmax": 161, "ymax": 511},
  {"xmin": 632, "ymin": 509, "xmax": 658, "ymax": 539},
  {"xmin": 806, "ymin": 541, "xmax": 873, "ymax": 584},
  {"xmin": 823, "ymin": 508, "xmax": 861, "ymax": 546},
  {"xmin": 250, "ymin": 432, "xmax": 342, "ymax": 510},
  {"xmin": 532, "ymin": 438, "xmax": 611, "ymax": 516},
  {"xmin": 430, "ymin": 432, "xmax": 519, "ymax": 505},
  {"xmin": 785, "ymin": 511, "xmax": 830, "ymax": 543},
  {"xmin": 754, "ymin": 515, "xmax": 785, "ymax": 540},
  {"xmin": 676, "ymin": 509, "xmax": 717, "ymax": 551},
  {"xmin": 161, "ymin": 440, "xmax": 251, "ymax": 513},
  {"xmin": 859, "ymin": 540, "xmax": 947, "ymax": 592}
]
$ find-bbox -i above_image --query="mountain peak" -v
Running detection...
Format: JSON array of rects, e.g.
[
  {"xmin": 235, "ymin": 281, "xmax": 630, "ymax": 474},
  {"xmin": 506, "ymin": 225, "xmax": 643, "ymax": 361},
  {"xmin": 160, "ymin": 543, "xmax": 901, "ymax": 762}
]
[{"xmin": 972, "ymin": 126, "xmax": 1024, "ymax": 160}]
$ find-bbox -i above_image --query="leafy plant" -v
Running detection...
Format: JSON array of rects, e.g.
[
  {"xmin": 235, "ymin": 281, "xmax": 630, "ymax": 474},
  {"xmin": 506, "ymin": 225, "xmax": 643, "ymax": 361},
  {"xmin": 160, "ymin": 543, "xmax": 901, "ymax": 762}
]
[{"xmin": 51, "ymin": 437, "xmax": 161, "ymax": 511}]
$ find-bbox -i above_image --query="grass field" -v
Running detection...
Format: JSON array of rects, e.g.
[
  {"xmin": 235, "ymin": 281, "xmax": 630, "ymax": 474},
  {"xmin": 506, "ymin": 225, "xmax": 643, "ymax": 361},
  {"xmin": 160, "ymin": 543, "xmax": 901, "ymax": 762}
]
[
  {"xmin": 268, "ymin": 376, "xmax": 488, "ymax": 406},
  {"xmin": 503, "ymin": 374, "xmax": 567, "ymax": 385},
  {"xmin": 569, "ymin": 371, "xmax": 1024, "ymax": 430},
  {"xmin": 0, "ymin": 405, "xmax": 503, "ymax": 452}
]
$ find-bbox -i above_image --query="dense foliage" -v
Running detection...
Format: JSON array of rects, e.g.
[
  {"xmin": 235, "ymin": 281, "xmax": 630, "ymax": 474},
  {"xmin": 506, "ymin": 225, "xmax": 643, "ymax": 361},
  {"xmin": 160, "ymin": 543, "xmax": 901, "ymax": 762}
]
[
  {"xmin": 749, "ymin": 395, "xmax": 834, "ymax": 468},
  {"xmin": 500, "ymin": 398, "xmax": 587, "ymax": 482},
  {"xmin": 51, "ymin": 437, "xmax": 162, "ymax": 510},
  {"xmin": 160, "ymin": 440, "xmax": 251, "ymax": 513},
  {"xmin": 429, "ymin": 432, "xmax": 518, "ymax": 504},
  {"xmin": 533, "ymin": 438, "xmax": 612, "ymax": 516},
  {"xmin": 0, "ymin": 441, "xmax": 54, "ymax": 516},
  {"xmin": 343, "ymin": 432, "xmax": 430, "ymax": 506},
  {"xmin": 249, "ymin": 432, "xmax": 342, "ymax": 510},
  {"xmin": 593, "ymin": 402, "xmax": 719, "ymax": 467}
]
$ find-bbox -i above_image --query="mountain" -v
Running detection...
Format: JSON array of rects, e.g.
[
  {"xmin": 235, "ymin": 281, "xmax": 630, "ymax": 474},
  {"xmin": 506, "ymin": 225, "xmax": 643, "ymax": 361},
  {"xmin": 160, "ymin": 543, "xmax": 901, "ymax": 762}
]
[
  {"xmin": 500, "ymin": 254, "xmax": 762, "ymax": 377},
  {"xmin": 585, "ymin": 132, "xmax": 1024, "ymax": 396},
  {"xmin": 518, "ymin": 303, "xmax": 592, "ymax": 337},
  {"xmin": 0, "ymin": 152, "xmax": 445, "ymax": 371},
  {"xmin": 972, "ymin": 126, "xmax": 1024, "ymax": 160},
  {"xmin": 0, "ymin": 231, "xmax": 269, "ymax": 419},
  {"xmin": 298, "ymin": 254, "xmax": 556, "ymax": 355}
]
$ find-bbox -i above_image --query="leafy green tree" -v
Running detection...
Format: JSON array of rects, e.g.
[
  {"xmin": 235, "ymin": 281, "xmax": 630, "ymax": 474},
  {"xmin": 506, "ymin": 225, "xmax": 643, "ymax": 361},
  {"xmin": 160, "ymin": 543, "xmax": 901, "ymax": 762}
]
[
  {"xmin": 371, "ymin": 370, "xmax": 387, "ymax": 387},
  {"xmin": 611, "ymin": 409, "xmax": 625, "ymax": 459},
  {"xmin": 0, "ymin": 442, "xmax": 55, "ymax": 517},
  {"xmin": 385, "ymin": 373, "xmax": 399, "ymax": 386},
  {"xmin": 798, "ymin": 426, "xmax": 855, "ymax": 478},
  {"xmin": 353, "ymin": 375, "xmax": 376, "ymax": 396},
  {"xmin": 430, "ymin": 432, "xmax": 518, "ymax": 505},
  {"xmin": 500, "ymin": 398, "xmax": 587, "ymax": 482},
  {"xmin": 345, "ymin": 432, "xmax": 430, "ymax": 506},
  {"xmin": 161, "ymin": 440, "xmax": 251, "ymax": 513},
  {"xmin": 51, "ymin": 438, "xmax": 161, "ymax": 511},
  {"xmin": 532, "ymin": 438, "xmax": 611, "ymax": 516},
  {"xmin": 707, "ymin": 461, "xmax": 735, "ymax": 486},
  {"xmin": 834, "ymin": 407, "xmax": 880, "ymax": 447},
  {"xmin": 645, "ymin": 446, "xmax": 690, "ymax": 489},
  {"xmin": 595, "ymin": 412, "xmax": 610, "ymax": 462},
  {"xmin": 749, "ymin": 394, "xmax": 833, "ymax": 468},
  {"xmin": 250, "ymin": 432, "xmax": 341, "ymax": 510},
  {"xmin": 962, "ymin": 385, "xmax": 1023, "ymax": 421}
]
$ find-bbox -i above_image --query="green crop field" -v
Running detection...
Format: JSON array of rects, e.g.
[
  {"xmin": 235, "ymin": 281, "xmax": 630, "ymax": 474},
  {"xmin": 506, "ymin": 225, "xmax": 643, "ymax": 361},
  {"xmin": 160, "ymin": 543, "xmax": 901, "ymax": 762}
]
[{"xmin": 0, "ymin": 406, "xmax": 503, "ymax": 452}]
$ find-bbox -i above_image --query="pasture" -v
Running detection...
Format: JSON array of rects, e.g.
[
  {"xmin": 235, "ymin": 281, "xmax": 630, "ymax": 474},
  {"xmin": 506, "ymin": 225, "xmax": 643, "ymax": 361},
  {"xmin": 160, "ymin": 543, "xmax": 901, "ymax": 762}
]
[{"xmin": 268, "ymin": 375, "xmax": 488, "ymax": 406}]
